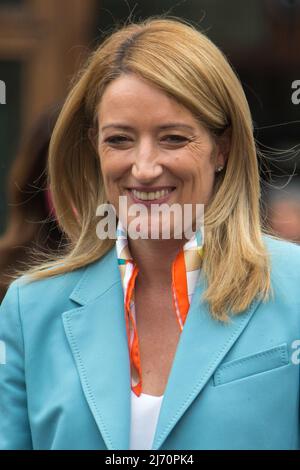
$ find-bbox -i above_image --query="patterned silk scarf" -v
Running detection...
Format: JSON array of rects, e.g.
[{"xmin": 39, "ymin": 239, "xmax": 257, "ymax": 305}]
[{"xmin": 116, "ymin": 220, "xmax": 204, "ymax": 397}]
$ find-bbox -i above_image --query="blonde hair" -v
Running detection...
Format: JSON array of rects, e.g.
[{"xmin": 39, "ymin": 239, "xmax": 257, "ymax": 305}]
[{"xmin": 14, "ymin": 15, "xmax": 271, "ymax": 320}]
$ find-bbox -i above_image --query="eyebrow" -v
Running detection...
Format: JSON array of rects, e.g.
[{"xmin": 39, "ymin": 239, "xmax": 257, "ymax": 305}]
[{"xmin": 100, "ymin": 123, "xmax": 196, "ymax": 132}]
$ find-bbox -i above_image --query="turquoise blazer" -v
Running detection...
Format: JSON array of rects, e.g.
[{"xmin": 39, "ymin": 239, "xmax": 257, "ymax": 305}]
[{"xmin": 0, "ymin": 235, "xmax": 300, "ymax": 450}]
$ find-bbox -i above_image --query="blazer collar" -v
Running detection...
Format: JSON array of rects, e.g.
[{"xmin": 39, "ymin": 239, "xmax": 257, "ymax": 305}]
[{"xmin": 62, "ymin": 247, "xmax": 262, "ymax": 450}]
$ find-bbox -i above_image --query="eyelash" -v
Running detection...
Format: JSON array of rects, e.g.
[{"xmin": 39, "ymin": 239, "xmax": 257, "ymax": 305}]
[{"xmin": 104, "ymin": 135, "xmax": 189, "ymax": 145}]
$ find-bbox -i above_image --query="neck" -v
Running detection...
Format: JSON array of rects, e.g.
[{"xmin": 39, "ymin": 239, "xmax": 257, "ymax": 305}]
[{"xmin": 128, "ymin": 237, "xmax": 186, "ymax": 288}]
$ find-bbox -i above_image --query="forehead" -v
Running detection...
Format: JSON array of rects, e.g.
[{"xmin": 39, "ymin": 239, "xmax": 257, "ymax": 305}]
[{"xmin": 97, "ymin": 74, "xmax": 196, "ymax": 124}]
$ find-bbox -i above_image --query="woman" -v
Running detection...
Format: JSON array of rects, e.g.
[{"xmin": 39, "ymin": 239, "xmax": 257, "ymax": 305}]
[{"xmin": 0, "ymin": 16, "xmax": 299, "ymax": 450}]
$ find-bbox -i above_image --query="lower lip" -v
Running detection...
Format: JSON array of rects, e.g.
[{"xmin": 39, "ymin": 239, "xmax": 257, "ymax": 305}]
[{"xmin": 126, "ymin": 189, "xmax": 176, "ymax": 206}]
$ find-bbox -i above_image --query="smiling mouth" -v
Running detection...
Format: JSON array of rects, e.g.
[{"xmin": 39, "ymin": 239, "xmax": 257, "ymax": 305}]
[{"xmin": 127, "ymin": 187, "xmax": 176, "ymax": 202}]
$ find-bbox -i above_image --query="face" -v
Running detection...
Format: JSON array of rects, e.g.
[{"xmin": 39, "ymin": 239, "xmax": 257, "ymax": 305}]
[{"xmin": 95, "ymin": 73, "xmax": 227, "ymax": 239}]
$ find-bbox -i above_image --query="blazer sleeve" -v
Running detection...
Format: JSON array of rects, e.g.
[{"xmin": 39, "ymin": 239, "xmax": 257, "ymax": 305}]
[{"xmin": 0, "ymin": 279, "xmax": 33, "ymax": 450}]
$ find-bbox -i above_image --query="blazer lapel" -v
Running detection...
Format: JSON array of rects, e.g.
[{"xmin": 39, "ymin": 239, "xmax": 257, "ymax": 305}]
[
  {"xmin": 152, "ymin": 274, "xmax": 263, "ymax": 450},
  {"xmin": 62, "ymin": 248, "xmax": 131, "ymax": 450}
]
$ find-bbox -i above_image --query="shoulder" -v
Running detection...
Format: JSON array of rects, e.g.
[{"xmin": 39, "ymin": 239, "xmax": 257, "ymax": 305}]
[
  {"xmin": 0, "ymin": 265, "xmax": 86, "ymax": 334},
  {"xmin": 262, "ymin": 233, "xmax": 300, "ymax": 291},
  {"xmin": 6, "ymin": 265, "xmax": 86, "ymax": 309},
  {"xmin": 263, "ymin": 233, "xmax": 300, "ymax": 255},
  {"xmin": 0, "ymin": 247, "xmax": 118, "ymax": 320},
  {"xmin": 263, "ymin": 234, "xmax": 300, "ymax": 267}
]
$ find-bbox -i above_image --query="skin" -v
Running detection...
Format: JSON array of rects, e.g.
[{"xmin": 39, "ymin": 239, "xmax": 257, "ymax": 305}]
[{"xmin": 95, "ymin": 73, "xmax": 229, "ymax": 283}]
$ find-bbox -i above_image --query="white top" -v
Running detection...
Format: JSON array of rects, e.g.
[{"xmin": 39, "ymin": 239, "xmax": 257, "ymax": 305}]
[{"xmin": 129, "ymin": 391, "xmax": 164, "ymax": 450}]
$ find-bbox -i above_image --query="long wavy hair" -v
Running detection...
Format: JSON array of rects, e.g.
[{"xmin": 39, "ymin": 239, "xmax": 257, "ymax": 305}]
[{"xmin": 13, "ymin": 15, "xmax": 272, "ymax": 320}]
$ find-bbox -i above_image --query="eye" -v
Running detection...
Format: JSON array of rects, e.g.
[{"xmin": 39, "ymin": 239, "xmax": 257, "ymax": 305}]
[
  {"xmin": 162, "ymin": 135, "xmax": 189, "ymax": 143},
  {"xmin": 103, "ymin": 134, "xmax": 189, "ymax": 146},
  {"xmin": 104, "ymin": 135, "xmax": 131, "ymax": 145}
]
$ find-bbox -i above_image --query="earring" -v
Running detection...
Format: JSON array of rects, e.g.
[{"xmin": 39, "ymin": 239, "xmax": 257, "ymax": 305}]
[{"xmin": 216, "ymin": 166, "xmax": 224, "ymax": 172}]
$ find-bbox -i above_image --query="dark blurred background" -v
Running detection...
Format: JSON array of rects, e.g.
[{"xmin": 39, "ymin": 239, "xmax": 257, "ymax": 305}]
[{"xmin": 0, "ymin": 0, "xmax": 300, "ymax": 251}]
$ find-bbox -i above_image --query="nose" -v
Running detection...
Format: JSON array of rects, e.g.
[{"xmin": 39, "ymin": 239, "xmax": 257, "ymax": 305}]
[{"xmin": 131, "ymin": 142, "xmax": 163, "ymax": 182}]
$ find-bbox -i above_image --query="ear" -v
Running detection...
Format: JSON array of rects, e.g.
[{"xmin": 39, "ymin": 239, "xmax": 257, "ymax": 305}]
[
  {"xmin": 88, "ymin": 127, "xmax": 98, "ymax": 154},
  {"xmin": 215, "ymin": 127, "xmax": 231, "ymax": 168}
]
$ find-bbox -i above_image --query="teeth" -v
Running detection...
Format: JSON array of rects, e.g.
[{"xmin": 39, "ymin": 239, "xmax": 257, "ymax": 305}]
[{"xmin": 131, "ymin": 188, "xmax": 172, "ymax": 201}]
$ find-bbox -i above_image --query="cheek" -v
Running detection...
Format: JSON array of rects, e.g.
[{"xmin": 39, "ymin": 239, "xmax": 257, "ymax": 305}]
[
  {"xmin": 171, "ymin": 143, "xmax": 216, "ymax": 200},
  {"xmin": 99, "ymin": 148, "xmax": 127, "ymax": 186},
  {"xmin": 172, "ymin": 145, "xmax": 215, "ymax": 183}
]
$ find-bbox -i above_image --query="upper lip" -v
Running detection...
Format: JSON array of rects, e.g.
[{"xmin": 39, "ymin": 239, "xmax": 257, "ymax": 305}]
[{"xmin": 127, "ymin": 186, "xmax": 175, "ymax": 192}]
